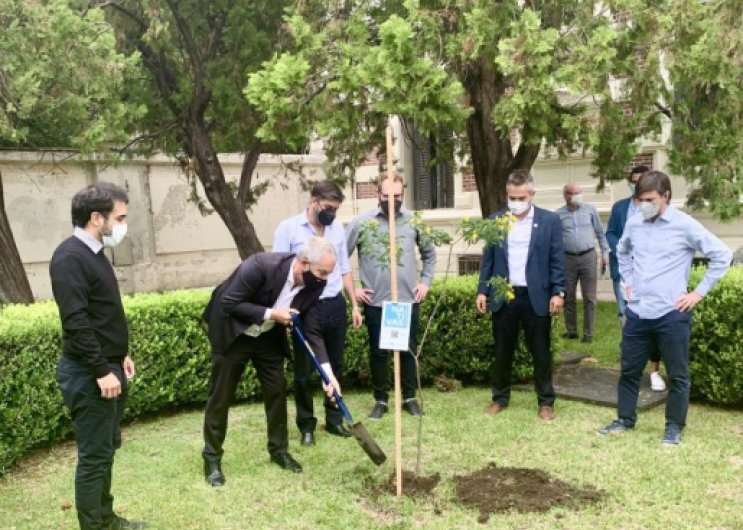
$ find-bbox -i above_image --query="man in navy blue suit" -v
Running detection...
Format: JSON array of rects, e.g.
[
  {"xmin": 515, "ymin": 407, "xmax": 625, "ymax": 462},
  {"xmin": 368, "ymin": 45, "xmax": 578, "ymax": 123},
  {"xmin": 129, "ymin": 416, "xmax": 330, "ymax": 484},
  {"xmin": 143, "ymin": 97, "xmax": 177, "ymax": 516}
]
[{"xmin": 476, "ymin": 169, "xmax": 566, "ymax": 421}]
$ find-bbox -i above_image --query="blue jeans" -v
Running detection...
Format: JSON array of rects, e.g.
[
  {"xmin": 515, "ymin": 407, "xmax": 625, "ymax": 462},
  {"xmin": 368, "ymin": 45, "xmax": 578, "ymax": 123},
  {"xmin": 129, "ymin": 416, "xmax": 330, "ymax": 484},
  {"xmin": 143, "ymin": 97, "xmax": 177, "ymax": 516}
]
[{"xmin": 618, "ymin": 309, "xmax": 691, "ymax": 429}]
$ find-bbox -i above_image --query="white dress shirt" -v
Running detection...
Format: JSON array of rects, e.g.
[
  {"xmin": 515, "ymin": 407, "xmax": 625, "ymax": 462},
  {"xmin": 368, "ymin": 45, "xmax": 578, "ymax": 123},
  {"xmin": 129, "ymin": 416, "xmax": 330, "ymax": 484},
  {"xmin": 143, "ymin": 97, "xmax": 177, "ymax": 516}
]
[{"xmin": 507, "ymin": 206, "xmax": 535, "ymax": 287}]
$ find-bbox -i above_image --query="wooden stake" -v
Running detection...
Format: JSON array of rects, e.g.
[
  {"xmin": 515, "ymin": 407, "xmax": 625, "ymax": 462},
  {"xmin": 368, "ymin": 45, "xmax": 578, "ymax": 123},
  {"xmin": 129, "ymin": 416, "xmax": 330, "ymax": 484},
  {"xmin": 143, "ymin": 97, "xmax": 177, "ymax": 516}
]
[{"xmin": 386, "ymin": 123, "xmax": 403, "ymax": 497}]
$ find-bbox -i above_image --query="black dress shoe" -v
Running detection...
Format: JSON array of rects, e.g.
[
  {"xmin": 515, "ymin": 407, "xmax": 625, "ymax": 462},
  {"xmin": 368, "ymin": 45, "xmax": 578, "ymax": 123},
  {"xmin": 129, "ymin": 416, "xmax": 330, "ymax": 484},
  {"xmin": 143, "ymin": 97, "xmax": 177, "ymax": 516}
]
[
  {"xmin": 581, "ymin": 335, "xmax": 592, "ymax": 343},
  {"xmin": 204, "ymin": 460, "xmax": 225, "ymax": 487},
  {"xmin": 403, "ymin": 399, "xmax": 424, "ymax": 416},
  {"xmin": 271, "ymin": 452, "xmax": 302, "ymax": 473},
  {"xmin": 562, "ymin": 332, "xmax": 579, "ymax": 339},
  {"xmin": 105, "ymin": 515, "xmax": 148, "ymax": 530},
  {"xmin": 324, "ymin": 423, "xmax": 352, "ymax": 438},
  {"xmin": 300, "ymin": 432, "xmax": 316, "ymax": 446}
]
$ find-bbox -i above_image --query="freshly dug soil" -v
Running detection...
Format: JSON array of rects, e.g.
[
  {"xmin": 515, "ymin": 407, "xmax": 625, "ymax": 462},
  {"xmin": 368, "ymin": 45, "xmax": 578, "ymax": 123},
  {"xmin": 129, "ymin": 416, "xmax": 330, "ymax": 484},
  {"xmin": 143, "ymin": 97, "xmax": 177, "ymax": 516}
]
[
  {"xmin": 453, "ymin": 462, "xmax": 604, "ymax": 523},
  {"xmin": 368, "ymin": 470, "xmax": 442, "ymax": 499}
]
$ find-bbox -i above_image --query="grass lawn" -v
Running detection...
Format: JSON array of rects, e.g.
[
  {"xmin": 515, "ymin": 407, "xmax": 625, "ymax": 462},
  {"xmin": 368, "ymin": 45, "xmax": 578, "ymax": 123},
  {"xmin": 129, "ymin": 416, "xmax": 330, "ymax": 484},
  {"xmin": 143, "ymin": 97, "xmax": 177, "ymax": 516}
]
[
  {"xmin": 2, "ymin": 387, "xmax": 742, "ymax": 530},
  {"xmin": 555, "ymin": 300, "xmax": 625, "ymax": 367}
]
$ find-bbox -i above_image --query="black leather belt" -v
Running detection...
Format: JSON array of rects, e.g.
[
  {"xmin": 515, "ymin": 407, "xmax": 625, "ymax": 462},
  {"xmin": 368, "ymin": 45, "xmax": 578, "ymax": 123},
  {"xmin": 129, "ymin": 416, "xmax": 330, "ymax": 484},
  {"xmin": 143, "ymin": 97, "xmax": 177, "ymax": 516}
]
[
  {"xmin": 512, "ymin": 286, "xmax": 528, "ymax": 294},
  {"xmin": 565, "ymin": 249, "xmax": 594, "ymax": 257}
]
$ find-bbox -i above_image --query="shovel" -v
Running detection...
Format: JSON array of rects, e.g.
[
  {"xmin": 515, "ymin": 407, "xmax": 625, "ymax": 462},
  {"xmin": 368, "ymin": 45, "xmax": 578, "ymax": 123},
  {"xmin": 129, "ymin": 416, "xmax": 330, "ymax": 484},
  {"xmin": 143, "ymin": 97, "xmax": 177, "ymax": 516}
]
[{"xmin": 291, "ymin": 313, "xmax": 386, "ymax": 466}]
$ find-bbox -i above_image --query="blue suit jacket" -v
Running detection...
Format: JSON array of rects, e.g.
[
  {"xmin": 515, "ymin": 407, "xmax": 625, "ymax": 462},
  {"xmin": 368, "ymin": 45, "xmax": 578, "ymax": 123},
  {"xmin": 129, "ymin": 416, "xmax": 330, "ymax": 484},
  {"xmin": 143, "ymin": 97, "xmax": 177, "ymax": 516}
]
[
  {"xmin": 477, "ymin": 206, "xmax": 566, "ymax": 317},
  {"xmin": 605, "ymin": 197, "xmax": 631, "ymax": 281}
]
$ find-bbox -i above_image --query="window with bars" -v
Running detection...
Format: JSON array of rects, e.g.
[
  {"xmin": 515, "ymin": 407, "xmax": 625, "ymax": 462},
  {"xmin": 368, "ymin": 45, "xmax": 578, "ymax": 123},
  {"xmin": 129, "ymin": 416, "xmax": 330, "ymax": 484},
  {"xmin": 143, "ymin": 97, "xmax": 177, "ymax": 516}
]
[
  {"xmin": 412, "ymin": 126, "xmax": 455, "ymax": 210},
  {"xmin": 458, "ymin": 254, "xmax": 482, "ymax": 276}
]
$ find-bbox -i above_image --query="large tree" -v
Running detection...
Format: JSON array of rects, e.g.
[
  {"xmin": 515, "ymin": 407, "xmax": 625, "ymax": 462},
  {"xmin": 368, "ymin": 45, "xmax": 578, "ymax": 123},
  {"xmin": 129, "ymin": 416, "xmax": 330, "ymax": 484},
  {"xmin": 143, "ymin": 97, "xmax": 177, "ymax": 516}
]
[
  {"xmin": 248, "ymin": 0, "xmax": 742, "ymax": 221},
  {"xmin": 98, "ymin": 0, "xmax": 298, "ymax": 258},
  {"xmin": 0, "ymin": 0, "xmax": 142, "ymax": 303}
]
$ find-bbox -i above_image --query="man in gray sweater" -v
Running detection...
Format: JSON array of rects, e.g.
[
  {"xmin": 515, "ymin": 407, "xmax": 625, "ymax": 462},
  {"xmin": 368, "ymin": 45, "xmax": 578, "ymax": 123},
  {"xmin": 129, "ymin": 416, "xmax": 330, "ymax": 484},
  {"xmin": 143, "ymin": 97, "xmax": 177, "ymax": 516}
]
[{"xmin": 346, "ymin": 174, "xmax": 436, "ymax": 419}]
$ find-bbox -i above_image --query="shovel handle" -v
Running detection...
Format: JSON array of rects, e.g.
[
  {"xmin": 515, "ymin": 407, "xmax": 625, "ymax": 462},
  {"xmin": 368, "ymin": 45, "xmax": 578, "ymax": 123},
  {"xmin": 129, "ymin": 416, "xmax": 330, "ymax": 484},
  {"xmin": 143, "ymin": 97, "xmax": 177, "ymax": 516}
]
[{"xmin": 291, "ymin": 314, "xmax": 354, "ymax": 425}]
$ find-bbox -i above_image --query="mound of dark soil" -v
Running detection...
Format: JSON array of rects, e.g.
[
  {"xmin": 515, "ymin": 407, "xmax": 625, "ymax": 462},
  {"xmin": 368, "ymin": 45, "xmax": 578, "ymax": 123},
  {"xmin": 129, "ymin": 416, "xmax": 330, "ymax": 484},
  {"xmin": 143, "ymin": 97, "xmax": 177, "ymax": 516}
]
[
  {"xmin": 453, "ymin": 462, "xmax": 604, "ymax": 523},
  {"xmin": 367, "ymin": 470, "xmax": 441, "ymax": 499}
]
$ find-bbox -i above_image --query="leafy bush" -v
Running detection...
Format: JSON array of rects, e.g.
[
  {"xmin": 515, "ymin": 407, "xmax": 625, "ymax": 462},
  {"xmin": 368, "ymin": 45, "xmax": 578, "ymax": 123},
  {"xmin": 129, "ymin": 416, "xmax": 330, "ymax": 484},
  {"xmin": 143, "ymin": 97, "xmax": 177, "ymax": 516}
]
[
  {"xmin": 0, "ymin": 275, "xmax": 556, "ymax": 474},
  {"xmin": 688, "ymin": 265, "xmax": 743, "ymax": 405}
]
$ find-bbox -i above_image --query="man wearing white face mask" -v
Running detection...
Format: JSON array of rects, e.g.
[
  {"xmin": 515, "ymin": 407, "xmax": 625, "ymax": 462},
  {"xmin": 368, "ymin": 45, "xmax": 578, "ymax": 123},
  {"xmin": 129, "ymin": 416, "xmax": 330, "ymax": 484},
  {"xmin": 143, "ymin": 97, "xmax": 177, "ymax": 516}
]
[
  {"xmin": 599, "ymin": 171, "xmax": 732, "ymax": 446},
  {"xmin": 606, "ymin": 165, "xmax": 666, "ymax": 391},
  {"xmin": 50, "ymin": 183, "xmax": 147, "ymax": 530},
  {"xmin": 476, "ymin": 170, "xmax": 566, "ymax": 421},
  {"xmin": 555, "ymin": 183, "xmax": 608, "ymax": 343}
]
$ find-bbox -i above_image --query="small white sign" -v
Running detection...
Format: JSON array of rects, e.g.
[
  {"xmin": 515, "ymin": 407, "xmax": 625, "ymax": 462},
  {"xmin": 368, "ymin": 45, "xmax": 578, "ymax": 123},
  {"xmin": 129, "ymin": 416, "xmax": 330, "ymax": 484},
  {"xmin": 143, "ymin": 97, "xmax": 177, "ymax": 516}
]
[{"xmin": 379, "ymin": 301, "xmax": 413, "ymax": 351}]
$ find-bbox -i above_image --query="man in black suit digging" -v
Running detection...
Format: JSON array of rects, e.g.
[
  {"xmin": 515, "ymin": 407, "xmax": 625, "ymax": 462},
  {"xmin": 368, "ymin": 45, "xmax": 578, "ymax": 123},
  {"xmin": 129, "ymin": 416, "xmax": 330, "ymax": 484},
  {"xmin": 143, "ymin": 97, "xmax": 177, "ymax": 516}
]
[{"xmin": 201, "ymin": 237, "xmax": 340, "ymax": 485}]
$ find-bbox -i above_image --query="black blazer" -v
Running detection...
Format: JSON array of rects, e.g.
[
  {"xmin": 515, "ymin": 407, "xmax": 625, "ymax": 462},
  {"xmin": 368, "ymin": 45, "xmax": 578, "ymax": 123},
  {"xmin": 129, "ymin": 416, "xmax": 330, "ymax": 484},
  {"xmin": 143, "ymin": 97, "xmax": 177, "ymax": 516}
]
[{"xmin": 203, "ymin": 252, "xmax": 323, "ymax": 357}]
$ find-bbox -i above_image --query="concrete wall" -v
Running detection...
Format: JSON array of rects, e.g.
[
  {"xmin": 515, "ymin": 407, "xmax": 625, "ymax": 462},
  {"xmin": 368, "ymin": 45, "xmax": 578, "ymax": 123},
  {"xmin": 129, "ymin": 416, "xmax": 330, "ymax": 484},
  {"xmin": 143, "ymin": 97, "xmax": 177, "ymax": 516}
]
[
  {"xmin": 1, "ymin": 151, "xmax": 328, "ymax": 300},
  {"xmin": 2, "ymin": 129, "xmax": 741, "ymax": 302}
]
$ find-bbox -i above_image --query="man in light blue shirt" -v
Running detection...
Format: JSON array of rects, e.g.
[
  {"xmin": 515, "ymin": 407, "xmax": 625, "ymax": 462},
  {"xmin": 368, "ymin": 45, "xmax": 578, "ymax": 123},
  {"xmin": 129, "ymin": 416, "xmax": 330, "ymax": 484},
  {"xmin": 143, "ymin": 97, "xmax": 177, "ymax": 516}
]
[
  {"xmin": 273, "ymin": 181, "xmax": 362, "ymax": 447},
  {"xmin": 599, "ymin": 171, "xmax": 732, "ymax": 445},
  {"xmin": 555, "ymin": 183, "xmax": 609, "ymax": 343}
]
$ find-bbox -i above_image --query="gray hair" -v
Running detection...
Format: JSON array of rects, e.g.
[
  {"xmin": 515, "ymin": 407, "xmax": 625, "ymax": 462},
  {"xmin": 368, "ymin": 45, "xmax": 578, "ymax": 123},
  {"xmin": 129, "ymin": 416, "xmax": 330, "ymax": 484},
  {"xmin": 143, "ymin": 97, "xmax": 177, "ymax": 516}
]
[
  {"xmin": 506, "ymin": 169, "xmax": 536, "ymax": 192},
  {"xmin": 297, "ymin": 236, "xmax": 336, "ymax": 264}
]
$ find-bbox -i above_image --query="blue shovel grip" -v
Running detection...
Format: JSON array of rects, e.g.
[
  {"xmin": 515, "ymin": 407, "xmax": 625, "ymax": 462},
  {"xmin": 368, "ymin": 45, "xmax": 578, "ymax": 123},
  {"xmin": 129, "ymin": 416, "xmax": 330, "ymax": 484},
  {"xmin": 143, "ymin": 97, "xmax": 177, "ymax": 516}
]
[{"xmin": 291, "ymin": 314, "xmax": 354, "ymax": 424}]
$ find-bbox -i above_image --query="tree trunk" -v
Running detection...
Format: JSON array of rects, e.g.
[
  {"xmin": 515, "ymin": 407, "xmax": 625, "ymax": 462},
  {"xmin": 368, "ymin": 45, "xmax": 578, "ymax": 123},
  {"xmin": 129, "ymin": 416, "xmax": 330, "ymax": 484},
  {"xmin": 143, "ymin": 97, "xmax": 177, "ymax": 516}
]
[
  {"xmin": 0, "ymin": 170, "xmax": 34, "ymax": 304},
  {"xmin": 187, "ymin": 122, "xmax": 264, "ymax": 260},
  {"xmin": 463, "ymin": 57, "xmax": 541, "ymax": 217}
]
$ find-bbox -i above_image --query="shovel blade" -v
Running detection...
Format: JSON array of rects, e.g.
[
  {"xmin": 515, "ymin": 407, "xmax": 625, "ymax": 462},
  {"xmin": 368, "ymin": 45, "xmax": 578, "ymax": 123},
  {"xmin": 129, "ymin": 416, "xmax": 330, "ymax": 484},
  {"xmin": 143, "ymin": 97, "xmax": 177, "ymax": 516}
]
[{"xmin": 348, "ymin": 421, "xmax": 386, "ymax": 466}]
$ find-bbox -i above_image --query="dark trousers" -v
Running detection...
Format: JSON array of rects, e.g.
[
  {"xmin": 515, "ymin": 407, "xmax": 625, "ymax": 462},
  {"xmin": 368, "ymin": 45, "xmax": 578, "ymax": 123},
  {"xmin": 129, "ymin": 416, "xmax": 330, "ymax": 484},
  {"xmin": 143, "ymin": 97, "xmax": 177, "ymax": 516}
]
[
  {"xmin": 292, "ymin": 294, "xmax": 347, "ymax": 433},
  {"xmin": 58, "ymin": 357, "xmax": 127, "ymax": 530},
  {"xmin": 364, "ymin": 304, "xmax": 419, "ymax": 403},
  {"xmin": 203, "ymin": 331, "xmax": 288, "ymax": 461},
  {"xmin": 618, "ymin": 308, "xmax": 692, "ymax": 428},
  {"xmin": 491, "ymin": 290, "xmax": 555, "ymax": 406}
]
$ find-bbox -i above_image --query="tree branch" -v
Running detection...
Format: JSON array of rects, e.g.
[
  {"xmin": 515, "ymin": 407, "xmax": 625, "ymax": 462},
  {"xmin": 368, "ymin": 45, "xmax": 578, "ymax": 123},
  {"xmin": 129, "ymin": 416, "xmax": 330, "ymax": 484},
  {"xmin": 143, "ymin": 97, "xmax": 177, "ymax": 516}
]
[
  {"xmin": 237, "ymin": 142, "xmax": 263, "ymax": 206},
  {"xmin": 654, "ymin": 101, "xmax": 673, "ymax": 120},
  {"xmin": 205, "ymin": 11, "xmax": 228, "ymax": 62},
  {"xmin": 163, "ymin": 0, "xmax": 205, "ymax": 84},
  {"xmin": 112, "ymin": 122, "xmax": 182, "ymax": 155},
  {"xmin": 93, "ymin": 1, "xmax": 148, "ymax": 32}
]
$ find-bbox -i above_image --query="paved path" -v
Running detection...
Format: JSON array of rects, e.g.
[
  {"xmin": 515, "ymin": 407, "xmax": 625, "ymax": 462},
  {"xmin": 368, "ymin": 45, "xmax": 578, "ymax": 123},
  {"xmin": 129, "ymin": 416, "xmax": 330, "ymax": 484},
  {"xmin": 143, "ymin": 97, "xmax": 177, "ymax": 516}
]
[{"xmin": 515, "ymin": 352, "xmax": 668, "ymax": 410}]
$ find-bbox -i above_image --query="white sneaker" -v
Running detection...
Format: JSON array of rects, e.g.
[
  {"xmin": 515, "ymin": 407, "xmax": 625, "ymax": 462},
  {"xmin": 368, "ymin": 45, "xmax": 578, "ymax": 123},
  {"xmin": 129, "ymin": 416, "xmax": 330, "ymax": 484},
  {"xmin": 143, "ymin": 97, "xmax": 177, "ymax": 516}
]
[{"xmin": 650, "ymin": 371, "xmax": 667, "ymax": 392}]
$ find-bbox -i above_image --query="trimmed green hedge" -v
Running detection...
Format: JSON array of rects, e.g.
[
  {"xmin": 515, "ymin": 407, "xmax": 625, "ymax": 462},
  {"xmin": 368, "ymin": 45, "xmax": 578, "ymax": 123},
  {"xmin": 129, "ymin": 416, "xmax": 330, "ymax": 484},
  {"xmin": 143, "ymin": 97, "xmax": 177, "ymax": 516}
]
[
  {"xmin": 688, "ymin": 265, "xmax": 743, "ymax": 405},
  {"xmin": 0, "ymin": 275, "xmax": 553, "ymax": 474}
]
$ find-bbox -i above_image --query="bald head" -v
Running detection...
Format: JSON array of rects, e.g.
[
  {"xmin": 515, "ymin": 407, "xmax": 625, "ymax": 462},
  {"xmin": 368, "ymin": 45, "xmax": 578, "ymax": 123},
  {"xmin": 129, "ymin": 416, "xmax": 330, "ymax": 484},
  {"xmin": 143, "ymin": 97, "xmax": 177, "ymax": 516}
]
[{"xmin": 563, "ymin": 183, "xmax": 583, "ymax": 208}]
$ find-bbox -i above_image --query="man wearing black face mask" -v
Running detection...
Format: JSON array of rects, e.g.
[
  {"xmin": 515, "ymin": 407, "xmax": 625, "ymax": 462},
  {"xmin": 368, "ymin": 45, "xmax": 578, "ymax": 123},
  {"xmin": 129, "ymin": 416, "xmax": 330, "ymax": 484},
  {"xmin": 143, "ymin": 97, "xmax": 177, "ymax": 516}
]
[
  {"xmin": 273, "ymin": 181, "xmax": 362, "ymax": 447},
  {"xmin": 201, "ymin": 237, "xmax": 340, "ymax": 485},
  {"xmin": 346, "ymin": 174, "xmax": 437, "ymax": 419}
]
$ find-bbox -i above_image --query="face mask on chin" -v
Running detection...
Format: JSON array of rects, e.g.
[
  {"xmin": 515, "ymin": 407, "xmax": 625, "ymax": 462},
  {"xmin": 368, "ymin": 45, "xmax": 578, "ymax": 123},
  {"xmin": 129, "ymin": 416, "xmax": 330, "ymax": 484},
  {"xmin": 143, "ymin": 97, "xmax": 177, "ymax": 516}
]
[
  {"xmin": 508, "ymin": 200, "xmax": 530, "ymax": 216},
  {"xmin": 380, "ymin": 199, "xmax": 402, "ymax": 217},
  {"xmin": 569, "ymin": 194, "xmax": 583, "ymax": 206}
]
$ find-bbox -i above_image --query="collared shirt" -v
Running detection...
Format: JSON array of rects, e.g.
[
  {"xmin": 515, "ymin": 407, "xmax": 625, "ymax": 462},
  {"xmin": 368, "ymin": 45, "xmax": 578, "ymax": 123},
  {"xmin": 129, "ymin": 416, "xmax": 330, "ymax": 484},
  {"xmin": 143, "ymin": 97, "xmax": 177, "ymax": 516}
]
[
  {"xmin": 507, "ymin": 205, "xmax": 534, "ymax": 287},
  {"xmin": 627, "ymin": 199, "xmax": 641, "ymax": 220},
  {"xmin": 555, "ymin": 202, "xmax": 609, "ymax": 256},
  {"xmin": 273, "ymin": 210, "xmax": 351, "ymax": 299},
  {"xmin": 346, "ymin": 207, "xmax": 437, "ymax": 307},
  {"xmin": 73, "ymin": 227, "xmax": 103, "ymax": 254},
  {"xmin": 618, "ymin": 205, "xmax": 732, "ymax": 319},
  {"xmin": 244, "ymin": 260, "xmax": 303, "ymax": 337}
]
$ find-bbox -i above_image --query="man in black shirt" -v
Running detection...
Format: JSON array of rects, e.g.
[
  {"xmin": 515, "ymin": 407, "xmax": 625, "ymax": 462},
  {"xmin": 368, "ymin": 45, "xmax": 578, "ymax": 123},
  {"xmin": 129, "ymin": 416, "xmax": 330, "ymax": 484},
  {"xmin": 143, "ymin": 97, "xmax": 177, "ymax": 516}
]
[{"xmin": 50, "ymin": 183, "xmax": 146, "ymax": 530}]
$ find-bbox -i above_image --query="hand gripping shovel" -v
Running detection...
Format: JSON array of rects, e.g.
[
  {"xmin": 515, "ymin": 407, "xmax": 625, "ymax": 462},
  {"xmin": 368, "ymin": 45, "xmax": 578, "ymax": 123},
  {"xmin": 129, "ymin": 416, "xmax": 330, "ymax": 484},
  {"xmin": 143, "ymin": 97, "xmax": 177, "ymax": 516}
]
[{"xmin": 291, "ymin": 314, "xmax": 386, "ymax": 466}]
